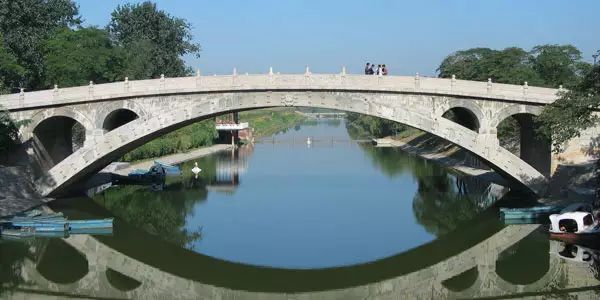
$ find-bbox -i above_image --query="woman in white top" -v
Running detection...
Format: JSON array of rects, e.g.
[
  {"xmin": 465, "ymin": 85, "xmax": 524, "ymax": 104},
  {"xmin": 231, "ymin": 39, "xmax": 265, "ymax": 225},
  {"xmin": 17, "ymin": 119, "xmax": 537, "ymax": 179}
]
[{"xmin": 377, "ymin": 64, "xmax": 382, "ymax": 75}]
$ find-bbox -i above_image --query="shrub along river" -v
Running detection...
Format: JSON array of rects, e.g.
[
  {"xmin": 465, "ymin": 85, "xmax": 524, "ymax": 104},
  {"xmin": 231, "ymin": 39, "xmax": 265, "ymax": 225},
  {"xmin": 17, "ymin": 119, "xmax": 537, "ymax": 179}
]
[{"xmin": 1, "ymin": 119, "xmax": 599, "ymax": 298}]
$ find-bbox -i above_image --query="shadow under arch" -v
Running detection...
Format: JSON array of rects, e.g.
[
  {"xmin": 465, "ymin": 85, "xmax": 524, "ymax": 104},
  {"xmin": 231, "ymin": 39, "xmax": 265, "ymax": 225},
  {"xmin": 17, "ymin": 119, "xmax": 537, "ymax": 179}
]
[
  {"xmin": 495, "ymin": 228, "xmax": 549, "ymax": 285},
  {"xmin": 32, "ymin": 115, "xmax": 87, "ymax": 171},
  {"xmin": 105, "ymin": 268, "xmax": 142, "ymax": 292},
  {"xmin": 442, "ymin": 106, "xmax": 481, "ymax": 132},
  {"xmin": 36, "ymin": 238, "xmax": 89, "ymax": 284},
  {"xmin": 442, "ymin": 266, "xmax": 479, "ymax": 292},
  {"xmin": 61, "ymin": 197, "xmax": 507, "ymax": 293},
  {"xmin": 102, "ymin": 108, "xmax": 139, "ymax": 132}
]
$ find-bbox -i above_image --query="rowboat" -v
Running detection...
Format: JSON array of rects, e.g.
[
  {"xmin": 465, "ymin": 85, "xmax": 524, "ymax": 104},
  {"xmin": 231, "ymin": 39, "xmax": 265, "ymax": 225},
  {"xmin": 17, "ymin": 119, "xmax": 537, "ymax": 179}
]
[
  {"xmin": 70, "ymin": 228, "xmax": 113, "ymax": 235},
  {"xmin": 500, "ymin": 205, "xmax": 564, "ymax": 221},
  {"xmin": 68, "ymin": 218, "xmax": 113, "ymax": 230},
  {"xmin": 1, "ymin": 228, "xmax": 35, "ymax": 238}
]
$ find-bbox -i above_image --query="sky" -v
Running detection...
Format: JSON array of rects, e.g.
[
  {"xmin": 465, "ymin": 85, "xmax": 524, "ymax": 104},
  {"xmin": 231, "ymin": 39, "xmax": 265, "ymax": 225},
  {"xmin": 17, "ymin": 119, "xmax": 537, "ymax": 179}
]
[{"xmin": 77, "ymin": 0, "xmax": 600, "ymax": 76}]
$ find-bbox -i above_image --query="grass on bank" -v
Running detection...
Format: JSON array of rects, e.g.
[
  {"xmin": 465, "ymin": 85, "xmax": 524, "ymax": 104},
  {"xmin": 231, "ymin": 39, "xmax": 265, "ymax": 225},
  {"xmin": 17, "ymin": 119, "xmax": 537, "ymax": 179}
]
[{"xmin": 121, "ymin": 109, "xmax": 306, "ymax": 162}]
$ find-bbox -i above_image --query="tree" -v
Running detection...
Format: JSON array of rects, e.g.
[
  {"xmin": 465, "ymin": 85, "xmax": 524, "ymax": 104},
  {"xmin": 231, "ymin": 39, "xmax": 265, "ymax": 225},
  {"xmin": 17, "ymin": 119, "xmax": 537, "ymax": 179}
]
[
  {"xmin": 0, "ymin": 106, "xmax": 29, "ymax": 161},
  {"xmin": 107, "ymin": 1, "xmax": 200, "ymax": 79},
  {"xmin": 437, "ymin": 47, "xmax": 543, "ymax": 85},
  {"xmin": 0, "ymin": 35, "xmax": 25, "ymax": 93},
  {"xmin": 530, "ymin": 44, "xmax": 590, "ymax": 88},
  {"xmin": 538, "ymin": 65, "xmax": 600, "ymax": 152},
  {"xmin": 0, "ymin": 0, "xmax": 80, "ymax": 89},
  {"xmin": 43, "ymin": 27, "xmax": 122, "ymax": 87}
]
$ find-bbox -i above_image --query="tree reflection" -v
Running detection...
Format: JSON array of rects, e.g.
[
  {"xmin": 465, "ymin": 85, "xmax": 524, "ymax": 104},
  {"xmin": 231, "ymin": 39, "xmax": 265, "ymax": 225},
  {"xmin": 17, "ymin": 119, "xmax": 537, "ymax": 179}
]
[
  {"xmin": 0, "ymin": 240, "xmax": 29, "ymax": 296},
  {"xmin": 93, "ymin": 155, "xmax": 220, "ymax": 248},
  {"xmin": 355, "ymin": 142, "xmax": 496, "ymax": 237}
]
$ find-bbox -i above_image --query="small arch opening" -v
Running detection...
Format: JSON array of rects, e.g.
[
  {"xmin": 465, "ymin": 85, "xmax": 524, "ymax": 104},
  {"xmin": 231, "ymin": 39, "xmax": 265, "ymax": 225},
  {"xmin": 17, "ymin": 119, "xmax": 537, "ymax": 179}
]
[
  {"xmin": 496, "ymin": 230, "xmax": 549, "ymax": 285},
  {"xmin": 103, "ymin": 109, "xmax": 139, "ymax": 132},
  {"xmin": 36, "ymin": 239, "xmax": 89, "ymax": 284},
  {"xmin": 32, "ymin": 116, "xmax": 86, "ymax": 168},
  {"xmin": 497, "ymin": 113, "xmax": 551, "ymax": 177},
  {"xmin": 106, "ymin": 268, "xmax": 142, "ymax": 291},
  {"xmin": 442, "ymin": 266, "xmax": 479, "ymax": 292},
  {"xmin": 442, "ymin": 107, "xmax": 480, "ymax": 132}
]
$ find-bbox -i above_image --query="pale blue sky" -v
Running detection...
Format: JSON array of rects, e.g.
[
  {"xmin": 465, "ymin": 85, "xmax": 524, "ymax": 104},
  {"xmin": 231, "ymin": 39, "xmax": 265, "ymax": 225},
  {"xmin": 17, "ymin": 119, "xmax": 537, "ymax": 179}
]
[{"xmin": 77, "ymin": 0, "xmax": 599, "ymax": 76}]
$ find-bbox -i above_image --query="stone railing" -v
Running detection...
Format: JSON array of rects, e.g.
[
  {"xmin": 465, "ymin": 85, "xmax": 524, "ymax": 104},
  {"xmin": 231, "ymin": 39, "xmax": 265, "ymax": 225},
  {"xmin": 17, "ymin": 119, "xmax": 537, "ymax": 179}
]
[{"xmin": 1, "ymin": 73, "xmax": 560, "ymax": 111}]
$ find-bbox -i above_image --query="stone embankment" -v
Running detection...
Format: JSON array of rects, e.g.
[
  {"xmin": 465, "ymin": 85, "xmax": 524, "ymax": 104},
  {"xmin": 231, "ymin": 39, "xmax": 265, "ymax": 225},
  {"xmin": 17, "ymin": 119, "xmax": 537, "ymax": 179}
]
[
  {"xmin": 374, "ymin": 133, "xmax": 508, "ymax": 186},
  {"xmin": 0, "ymin": 166, "xmax": 49, "ymax": 217}
]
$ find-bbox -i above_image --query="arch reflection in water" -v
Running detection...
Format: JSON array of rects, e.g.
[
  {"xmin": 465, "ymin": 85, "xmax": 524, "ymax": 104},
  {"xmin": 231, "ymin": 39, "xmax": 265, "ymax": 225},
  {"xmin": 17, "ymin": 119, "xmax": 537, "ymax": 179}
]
[{"xmin": 7, "ymin": 224, "xmax": 600, "ymax": 299}]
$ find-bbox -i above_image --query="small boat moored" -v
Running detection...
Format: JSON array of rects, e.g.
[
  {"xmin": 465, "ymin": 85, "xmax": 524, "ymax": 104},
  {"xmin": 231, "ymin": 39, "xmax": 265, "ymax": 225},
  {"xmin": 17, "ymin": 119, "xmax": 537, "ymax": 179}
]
[{"xmin": 549, "ymin": 211, "xmax": 600, "ymax": 244}]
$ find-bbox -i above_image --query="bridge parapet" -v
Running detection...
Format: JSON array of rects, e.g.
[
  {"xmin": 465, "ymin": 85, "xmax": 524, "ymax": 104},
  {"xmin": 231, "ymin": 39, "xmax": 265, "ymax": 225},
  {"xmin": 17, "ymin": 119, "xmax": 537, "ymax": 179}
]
[{"xmin": 1, "ymin": 74, "xmax": 559, "ymax": 111}]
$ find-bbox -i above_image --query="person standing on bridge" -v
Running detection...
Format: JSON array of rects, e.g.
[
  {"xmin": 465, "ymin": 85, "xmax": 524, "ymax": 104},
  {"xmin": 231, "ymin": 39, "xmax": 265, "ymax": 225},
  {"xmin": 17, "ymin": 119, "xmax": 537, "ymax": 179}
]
[
  {"xmin": 365, "ymin": 63, "xmax": 371, "ymax": 75},
  {"xmin": 376, "ymin": 64, "xmax": 383, "ymax": 76},
  {"xmin": 367, "ymin": 63, "xmax": 375, "ymax": 75},
  {"xmin": 382, "ymin": 64, "xmax": 388, "ymax": 75}
]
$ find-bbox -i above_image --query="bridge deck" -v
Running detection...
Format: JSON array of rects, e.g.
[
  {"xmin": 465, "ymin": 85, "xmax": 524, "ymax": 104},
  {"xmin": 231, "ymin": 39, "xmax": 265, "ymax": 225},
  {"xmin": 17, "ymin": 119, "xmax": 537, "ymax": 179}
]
[{"xmin": 1, "ymin": 74, "xmax": 559, "ymax": 111}]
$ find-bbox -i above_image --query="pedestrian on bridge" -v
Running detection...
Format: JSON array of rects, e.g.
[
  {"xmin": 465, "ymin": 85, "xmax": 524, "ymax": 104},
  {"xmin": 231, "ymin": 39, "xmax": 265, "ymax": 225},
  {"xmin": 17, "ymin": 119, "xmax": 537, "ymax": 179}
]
[{"xmin": 365, "ymin": 62, "xmax": 371, "ymax": 75}]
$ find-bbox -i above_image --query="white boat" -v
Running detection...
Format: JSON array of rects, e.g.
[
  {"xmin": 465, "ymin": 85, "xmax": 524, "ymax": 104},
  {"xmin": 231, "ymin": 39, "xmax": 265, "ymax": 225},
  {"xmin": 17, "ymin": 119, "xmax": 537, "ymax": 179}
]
[
  {"xmin": 549, "ymin": 240, "xmax": 599, "ymax": 265},
  {"xmin": 549, "ymin": 211, "xmax": 600, "ymax": 244}
]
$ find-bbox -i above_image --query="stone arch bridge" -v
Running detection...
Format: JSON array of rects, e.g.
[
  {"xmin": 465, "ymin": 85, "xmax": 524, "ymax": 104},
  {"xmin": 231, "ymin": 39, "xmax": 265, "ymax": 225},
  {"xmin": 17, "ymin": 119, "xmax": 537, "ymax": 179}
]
[{"xmin": 1, "ymin": 73, "xmax": 564, "ymax": 196}]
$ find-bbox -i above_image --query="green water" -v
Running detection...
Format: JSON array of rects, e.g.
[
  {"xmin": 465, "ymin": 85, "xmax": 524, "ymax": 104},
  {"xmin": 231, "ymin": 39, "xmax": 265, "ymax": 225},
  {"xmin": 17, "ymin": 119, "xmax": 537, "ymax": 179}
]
[{"xmin": 1, "ymin": 120, "xmax": 599, "ymax": 299}]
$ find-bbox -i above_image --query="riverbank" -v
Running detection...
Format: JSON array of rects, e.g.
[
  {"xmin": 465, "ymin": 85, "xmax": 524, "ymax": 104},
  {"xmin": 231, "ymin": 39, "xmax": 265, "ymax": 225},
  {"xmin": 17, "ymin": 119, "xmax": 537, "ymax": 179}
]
[
  {"xmin": 374, "ymin": 133, "xmax": 509, "ymax": 186},
  {"xmin": 239, "ymin": 108, "xmax": 306, "ymax": 138},
  {"xmin": 112, "ymin": 144, "xmax": 233, "ymax": 176},
  {"xmin": 375, "ymin": 132, "xmax": 598, "ymax": 201}
]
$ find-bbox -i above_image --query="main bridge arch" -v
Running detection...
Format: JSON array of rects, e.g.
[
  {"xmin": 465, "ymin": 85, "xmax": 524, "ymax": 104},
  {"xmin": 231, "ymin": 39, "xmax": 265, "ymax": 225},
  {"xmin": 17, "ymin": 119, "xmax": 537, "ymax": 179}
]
[{"xmin": 34, "ymin": 90, "xmax": 547, "ymax": 197}]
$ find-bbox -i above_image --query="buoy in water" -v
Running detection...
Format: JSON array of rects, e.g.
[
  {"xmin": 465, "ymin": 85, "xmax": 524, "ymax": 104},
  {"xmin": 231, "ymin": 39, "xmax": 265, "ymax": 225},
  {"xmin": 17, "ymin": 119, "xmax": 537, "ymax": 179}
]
[
  {"xmin": 191, "ymin": 162, "xmax": 202, "ymax": 175},
  {"xmin": 306, "ymin": 137, "xmax": 312, "ymax": 145}
]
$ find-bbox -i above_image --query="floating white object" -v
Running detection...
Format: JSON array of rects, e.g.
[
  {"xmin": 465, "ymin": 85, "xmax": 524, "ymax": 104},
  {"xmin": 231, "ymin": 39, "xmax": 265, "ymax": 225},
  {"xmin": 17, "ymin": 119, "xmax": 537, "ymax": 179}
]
[
  {"xmin": 191, "ymin": 162, "xmax": 202, "ymax": 175},
  {"xmin": 306, "ymin": 137, "xmax": 312, "ymax": 145}
]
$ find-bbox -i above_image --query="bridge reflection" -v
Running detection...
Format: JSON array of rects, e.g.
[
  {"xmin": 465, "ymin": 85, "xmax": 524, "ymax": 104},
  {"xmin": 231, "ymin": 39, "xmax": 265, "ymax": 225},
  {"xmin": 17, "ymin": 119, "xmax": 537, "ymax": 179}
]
[{"xmin": 2, "ymin": 206, "xmax": 600, "ymax": 299}]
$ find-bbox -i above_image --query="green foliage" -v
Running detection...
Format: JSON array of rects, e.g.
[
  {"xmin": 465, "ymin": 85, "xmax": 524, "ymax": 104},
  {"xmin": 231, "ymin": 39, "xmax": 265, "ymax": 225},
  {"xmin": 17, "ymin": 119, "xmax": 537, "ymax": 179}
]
[
  {"xmin": 0, "ymin": 0, "xmax": 80, "ymax": 89},
  {"xmin": 437, "ymin": 45, "xmax": 590, "ymax": 88},
  {"xmin": 0, "ymin": 106, "xmax": 29, "ymax": 160},
  {"xmin": 530, "ymin": 44, "xmax": 588, "ymax": 87},
  {"xmin": 122, "ymin": 119, "xmax": 218, "ymax": 162},
  {"xmin": 108, "ymin": 1, "xmax": 200, "ymax": 79},
  {"xmin": 95, "ymin": 183, "xmax": 205, "ymax": 247},
  {"xmin": 43, "ymin": 27, "xmax": 123, "ymax": 87},
  {"xmin": 239, "ymin": 109, "xmax": 306, "ymax": 137},
  {"xmin": 0, "ymin": 34, "xmax": 25, "ymax": 93},
  {"xmin": 346, "ymin": 112, "xmax": 409, "ymax": 138},
  {"xmin": 538, "ymin": 65, "xmax": 600, "ymax": 152}
]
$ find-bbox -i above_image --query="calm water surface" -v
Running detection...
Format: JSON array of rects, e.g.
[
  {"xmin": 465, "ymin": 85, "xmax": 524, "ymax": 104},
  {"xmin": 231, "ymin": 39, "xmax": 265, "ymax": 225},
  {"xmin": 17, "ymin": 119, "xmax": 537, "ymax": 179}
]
[{"xmin": 1, "ymin": 120, "xmax": 599, "ymax": 299}]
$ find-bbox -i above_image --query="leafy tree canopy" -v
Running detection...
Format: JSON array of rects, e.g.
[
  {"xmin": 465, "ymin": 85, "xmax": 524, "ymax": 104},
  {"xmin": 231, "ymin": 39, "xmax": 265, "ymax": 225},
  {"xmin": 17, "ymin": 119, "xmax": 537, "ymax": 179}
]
[
  {"xmin": 538, "ymin": 65, "xmax": 600, "ymax": 152},
  {"xmin": 108, "ymin": 1, "xmax": 200, "ymax": 79},
  {"xmin": 0, "ymin": 35, "xmax": 25, "ymax": 93},
  {"xmin": 437, "ymin": 44, "xmax": 590, "ymax": 88},
  {"xmin": 0, "ymin": 0, "xmax": 80, "ymax": 89},
  {"xmin": 43, "ymin": 27, "xmax": 122, "ymax": 88}
]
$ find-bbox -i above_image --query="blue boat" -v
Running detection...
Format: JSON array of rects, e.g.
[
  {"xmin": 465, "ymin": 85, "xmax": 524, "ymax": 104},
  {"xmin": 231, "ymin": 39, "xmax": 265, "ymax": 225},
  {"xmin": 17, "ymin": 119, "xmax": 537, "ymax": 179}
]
[
  {"xmin": 154, "ymin": 160, "xmax": 181, "ymax": 176},
  {"xmin": 10, "ymin": 220, "xmax": 68, "ymax": 228},
  {"xmin": 29, "ymin": 225, "xmax": 68, "ymax": 232},
  {"xmin": 70, "ymin": 228, "xmax": 113, "ymax": 235},
  {"xmin": 1, "ymin": 228, "xmax": 35, "ymax": 238},
  {"xmin": 68, "ymin": 218, "xmax": 113, "ymax": 230},
  {"xmin": 500, "ymin": 205, "xmax": 564, "ymax": 221}
]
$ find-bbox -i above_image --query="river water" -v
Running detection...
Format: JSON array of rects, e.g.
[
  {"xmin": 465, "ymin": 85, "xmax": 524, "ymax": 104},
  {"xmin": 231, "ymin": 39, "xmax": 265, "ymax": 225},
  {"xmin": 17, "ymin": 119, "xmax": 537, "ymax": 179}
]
[{"xmin": 1, "ymin": 119, "xmax": 599, "ymax": 299}]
